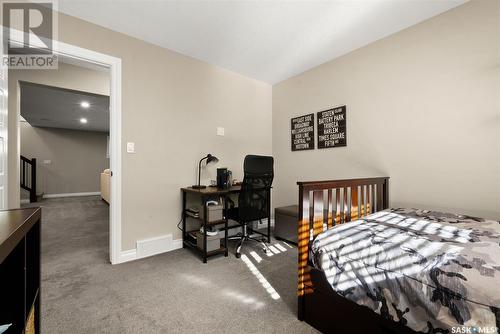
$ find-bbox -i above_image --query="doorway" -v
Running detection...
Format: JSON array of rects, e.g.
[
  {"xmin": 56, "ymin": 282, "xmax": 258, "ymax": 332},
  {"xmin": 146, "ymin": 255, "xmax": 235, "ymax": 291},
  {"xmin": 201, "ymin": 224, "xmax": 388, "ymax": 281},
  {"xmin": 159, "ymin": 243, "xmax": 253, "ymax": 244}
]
[{"xmin": 6, "ymin": 37, "xmax": 122, "ymax": 264}]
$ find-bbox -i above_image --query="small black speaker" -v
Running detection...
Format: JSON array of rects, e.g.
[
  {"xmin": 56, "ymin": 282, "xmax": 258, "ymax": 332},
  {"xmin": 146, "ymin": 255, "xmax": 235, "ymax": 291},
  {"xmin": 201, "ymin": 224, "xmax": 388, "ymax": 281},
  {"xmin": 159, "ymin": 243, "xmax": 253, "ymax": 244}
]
[{"xmin": 217, "ymin": 168, "xmax": 230, "ymax": 189}]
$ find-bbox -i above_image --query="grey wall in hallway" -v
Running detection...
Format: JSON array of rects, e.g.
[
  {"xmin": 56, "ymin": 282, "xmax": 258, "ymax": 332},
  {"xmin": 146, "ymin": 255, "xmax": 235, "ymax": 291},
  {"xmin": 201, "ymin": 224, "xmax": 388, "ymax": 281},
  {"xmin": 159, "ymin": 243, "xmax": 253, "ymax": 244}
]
[{"xmin": 21, "ymin": 122, "xmax": 109, "ymax": 196}]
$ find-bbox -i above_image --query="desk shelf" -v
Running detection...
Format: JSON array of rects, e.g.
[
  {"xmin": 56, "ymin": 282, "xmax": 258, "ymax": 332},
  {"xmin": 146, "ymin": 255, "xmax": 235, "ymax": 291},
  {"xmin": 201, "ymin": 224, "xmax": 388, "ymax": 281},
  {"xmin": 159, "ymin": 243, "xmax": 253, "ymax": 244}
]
[
  {"xmin": 181, "ymin": 191, "xmax": 230, "ymax": 263},
  {"xmin": 183, "ymin": 239, "xmax": 227, "ymax": 259},
  {"xmin": 184, "ymin": 215, "xmax": 227, "ymax": 227},
  {"xmin": 206, "ymin": 247, "xmax": 228, "ymax": 257}
]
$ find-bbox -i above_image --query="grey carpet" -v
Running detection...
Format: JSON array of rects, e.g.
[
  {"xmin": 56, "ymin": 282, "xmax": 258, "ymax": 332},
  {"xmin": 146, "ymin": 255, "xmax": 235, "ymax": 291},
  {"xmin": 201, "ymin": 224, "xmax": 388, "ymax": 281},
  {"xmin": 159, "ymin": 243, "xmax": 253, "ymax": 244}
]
[{"xmin": 28, "ymin": 196, "xmax": 318, "ymax": 333}]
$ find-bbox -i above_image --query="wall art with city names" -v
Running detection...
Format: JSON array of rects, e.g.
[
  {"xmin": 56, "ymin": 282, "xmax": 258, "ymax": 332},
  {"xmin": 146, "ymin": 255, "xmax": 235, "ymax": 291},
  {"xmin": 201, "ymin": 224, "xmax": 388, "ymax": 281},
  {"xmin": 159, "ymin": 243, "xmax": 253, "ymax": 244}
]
[
  {"xmin": 291, "ymin": 113, "xmax": 314, "ymax": 151},
  {"xmin": 317, "ymin": 105, "xmax": 347, "ymax": 149}
]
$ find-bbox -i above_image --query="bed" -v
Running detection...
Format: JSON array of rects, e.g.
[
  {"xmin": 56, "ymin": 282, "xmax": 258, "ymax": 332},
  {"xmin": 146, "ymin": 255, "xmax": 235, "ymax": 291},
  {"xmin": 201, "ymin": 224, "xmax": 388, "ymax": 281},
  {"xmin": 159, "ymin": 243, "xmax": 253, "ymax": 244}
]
[{"xmin": 297, "ymin": 177, "xmax": 499, "ymax": 334}]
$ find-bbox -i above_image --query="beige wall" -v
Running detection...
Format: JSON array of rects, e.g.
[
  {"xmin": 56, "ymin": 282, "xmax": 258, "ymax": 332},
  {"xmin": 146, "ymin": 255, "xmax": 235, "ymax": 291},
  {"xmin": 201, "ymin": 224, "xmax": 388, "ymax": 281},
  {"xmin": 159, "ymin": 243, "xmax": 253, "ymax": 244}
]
[
  {"xmin": 273, "ymin": 0, "xmax": 500, "ymax": 219},
  {"xmin": 8, "ymin": 13, "xmax": 272, "ymax": 250},
  {"xmin": 20, "ymin": 123, "xmax": 108, "ymax": 195}
]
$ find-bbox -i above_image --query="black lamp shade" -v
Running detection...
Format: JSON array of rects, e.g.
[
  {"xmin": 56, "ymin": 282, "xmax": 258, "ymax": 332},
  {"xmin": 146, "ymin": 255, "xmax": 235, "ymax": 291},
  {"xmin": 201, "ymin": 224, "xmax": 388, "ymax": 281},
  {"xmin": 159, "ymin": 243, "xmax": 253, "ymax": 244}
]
[{"xmin": 206, "ymin": 154, "xmax": 218, "ymax": 164}]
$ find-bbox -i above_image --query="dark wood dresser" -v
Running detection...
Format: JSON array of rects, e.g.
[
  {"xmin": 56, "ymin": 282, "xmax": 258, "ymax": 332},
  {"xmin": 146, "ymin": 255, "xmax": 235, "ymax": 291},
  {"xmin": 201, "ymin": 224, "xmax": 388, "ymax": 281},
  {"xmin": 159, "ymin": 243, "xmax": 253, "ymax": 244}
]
[{"xmin": 0, "ymin": 208, "xmax": 41, "ymax": 334}]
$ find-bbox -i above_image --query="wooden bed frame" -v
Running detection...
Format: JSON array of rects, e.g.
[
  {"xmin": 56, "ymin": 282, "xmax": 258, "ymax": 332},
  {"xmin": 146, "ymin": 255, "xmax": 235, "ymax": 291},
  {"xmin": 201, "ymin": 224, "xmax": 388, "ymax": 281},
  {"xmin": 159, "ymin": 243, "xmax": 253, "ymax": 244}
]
[{"xmin": 297, "ymin": 177, "xmax": 417, "ymax": 334}]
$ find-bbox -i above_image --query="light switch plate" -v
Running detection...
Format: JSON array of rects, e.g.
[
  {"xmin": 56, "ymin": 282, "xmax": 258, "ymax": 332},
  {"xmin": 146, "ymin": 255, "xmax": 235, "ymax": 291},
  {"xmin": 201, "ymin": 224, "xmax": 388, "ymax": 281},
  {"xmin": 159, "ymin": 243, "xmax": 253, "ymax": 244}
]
[
  {"xmin": 127, "ymin": 142, "xmax": 135, "ymax": 153},
  {"xmin": 216, "ymin": 127, "xmax": 225, "ymax": 136}
]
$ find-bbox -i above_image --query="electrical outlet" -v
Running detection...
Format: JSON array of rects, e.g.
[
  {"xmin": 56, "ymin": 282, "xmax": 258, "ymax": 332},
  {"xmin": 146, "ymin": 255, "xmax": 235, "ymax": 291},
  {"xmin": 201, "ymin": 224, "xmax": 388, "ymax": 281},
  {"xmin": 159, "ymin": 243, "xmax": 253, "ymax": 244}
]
[{"xmin": 216, "ymin": 127, "xmax": 225, "ymax": 136}]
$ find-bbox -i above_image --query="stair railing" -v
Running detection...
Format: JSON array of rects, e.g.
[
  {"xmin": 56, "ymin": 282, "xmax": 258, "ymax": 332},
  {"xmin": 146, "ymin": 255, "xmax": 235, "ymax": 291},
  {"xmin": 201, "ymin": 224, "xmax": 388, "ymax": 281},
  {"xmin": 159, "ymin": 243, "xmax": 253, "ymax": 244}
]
[{"xmin": 20, "ymin": 155, "xmax": 37, "ymax": 203}]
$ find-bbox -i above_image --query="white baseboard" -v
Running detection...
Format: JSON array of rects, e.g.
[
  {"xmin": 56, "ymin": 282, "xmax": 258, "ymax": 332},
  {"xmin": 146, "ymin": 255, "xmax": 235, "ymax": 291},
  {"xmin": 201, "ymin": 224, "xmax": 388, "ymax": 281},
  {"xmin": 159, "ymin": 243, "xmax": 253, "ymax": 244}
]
[
  {"xmin": 118, "ymin": 249, "xmax": 137, "ymax": 263},
  {"xmin": 43, "ymin": 191, "xmax": 101, "ymax": 199},
  {"xmin": 172, "ymin": 238, "xmax": 182, "ymax": 250},
  {"xmin": 116, "ymin": 234, "xmax": 182, "ymax": 264}
]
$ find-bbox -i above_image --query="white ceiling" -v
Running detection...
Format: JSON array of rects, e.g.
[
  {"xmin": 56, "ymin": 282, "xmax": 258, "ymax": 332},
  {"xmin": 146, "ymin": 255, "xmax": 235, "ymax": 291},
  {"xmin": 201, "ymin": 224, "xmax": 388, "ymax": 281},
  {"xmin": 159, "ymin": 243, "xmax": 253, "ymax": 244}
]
[
  {"xmin": 58, "ymin": 0, "xmax": 467, "ymax": 84},
  {"xmin": 21, "ymin": 82, "xmax": 110, "ymax": 132}
]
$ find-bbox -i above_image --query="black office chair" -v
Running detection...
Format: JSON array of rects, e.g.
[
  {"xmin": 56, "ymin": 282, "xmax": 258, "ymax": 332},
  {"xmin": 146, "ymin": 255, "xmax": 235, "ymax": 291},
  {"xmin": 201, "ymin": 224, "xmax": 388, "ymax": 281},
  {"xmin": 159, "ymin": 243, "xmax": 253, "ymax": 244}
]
[{"xmin": 227, "ymin": 155, "xmax": 274, "ymax": 258}]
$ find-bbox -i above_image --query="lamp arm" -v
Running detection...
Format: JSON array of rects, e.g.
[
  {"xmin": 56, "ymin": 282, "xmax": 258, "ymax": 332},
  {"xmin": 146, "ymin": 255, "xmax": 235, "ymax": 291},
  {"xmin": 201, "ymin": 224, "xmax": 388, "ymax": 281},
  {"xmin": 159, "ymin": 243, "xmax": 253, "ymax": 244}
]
[{"xmin": 197, "ymin": 156, "xmax": 209, "ymax": 187}]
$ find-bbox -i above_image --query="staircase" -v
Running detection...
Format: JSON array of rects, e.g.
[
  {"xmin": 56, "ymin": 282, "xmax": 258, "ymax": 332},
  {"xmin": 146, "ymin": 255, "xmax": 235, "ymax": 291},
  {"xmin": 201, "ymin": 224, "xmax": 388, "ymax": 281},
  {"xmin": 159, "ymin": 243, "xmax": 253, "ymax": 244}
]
[{"xmin": 20, "ymin": 155, "xmax": 37, "ymax": 203}]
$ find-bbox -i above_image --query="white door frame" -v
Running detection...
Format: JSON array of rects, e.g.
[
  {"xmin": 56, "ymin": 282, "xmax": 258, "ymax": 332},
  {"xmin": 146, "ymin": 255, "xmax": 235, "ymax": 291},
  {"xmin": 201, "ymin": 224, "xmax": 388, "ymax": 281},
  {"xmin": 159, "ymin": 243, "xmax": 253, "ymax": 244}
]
[
  {"xmin": 9, "ymin": 35, "xmax": 123, "ymax": 264},
  {"xmin": 0, "ymin": 30, "xmax": 8, "ymax": 211}
]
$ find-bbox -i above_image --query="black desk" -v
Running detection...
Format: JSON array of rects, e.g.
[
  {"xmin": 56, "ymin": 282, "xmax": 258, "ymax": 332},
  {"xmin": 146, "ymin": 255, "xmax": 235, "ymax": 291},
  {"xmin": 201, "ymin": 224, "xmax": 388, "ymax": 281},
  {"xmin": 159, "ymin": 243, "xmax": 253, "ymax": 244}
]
[{"xmin": 181, "ymin": 185, "xmax": 271, "ymax": 263}]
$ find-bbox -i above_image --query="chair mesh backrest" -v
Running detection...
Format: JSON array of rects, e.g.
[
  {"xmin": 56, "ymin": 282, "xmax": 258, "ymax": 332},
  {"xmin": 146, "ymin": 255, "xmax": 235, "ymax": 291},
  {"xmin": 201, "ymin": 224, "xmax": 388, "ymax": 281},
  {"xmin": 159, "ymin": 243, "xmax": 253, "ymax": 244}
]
[{"xmin": 238, "ymin": 155, "xmax": 274, "ymax": 222}]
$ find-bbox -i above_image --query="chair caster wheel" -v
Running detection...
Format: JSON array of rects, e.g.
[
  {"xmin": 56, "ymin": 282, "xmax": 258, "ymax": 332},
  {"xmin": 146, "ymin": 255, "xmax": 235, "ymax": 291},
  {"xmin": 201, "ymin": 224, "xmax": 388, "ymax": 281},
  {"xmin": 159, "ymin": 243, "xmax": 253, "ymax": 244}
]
[{"xmin": 235, "ymin": 253, "xmax": 241, "ymax": 258}]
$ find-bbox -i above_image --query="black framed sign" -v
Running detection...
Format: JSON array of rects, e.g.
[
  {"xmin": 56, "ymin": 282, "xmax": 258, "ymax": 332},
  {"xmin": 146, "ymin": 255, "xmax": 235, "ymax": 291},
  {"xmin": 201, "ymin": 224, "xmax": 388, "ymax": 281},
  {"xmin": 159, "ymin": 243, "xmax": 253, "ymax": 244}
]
[
  {"xmin": 317, "ymin": 105, "xmax": 347, "ymax": 149},
  {"xmin": 291, "ymin": 113, "xmax": 314, "ymax": 151}
]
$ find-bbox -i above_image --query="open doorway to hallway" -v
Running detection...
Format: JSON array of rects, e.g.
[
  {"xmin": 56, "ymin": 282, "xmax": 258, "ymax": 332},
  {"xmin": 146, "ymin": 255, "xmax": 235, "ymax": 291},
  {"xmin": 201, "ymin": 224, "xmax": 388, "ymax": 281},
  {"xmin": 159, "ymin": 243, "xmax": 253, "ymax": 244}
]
[{"xmin": 12, "ymin": 58, "xmax": 112, "ymax": 263}]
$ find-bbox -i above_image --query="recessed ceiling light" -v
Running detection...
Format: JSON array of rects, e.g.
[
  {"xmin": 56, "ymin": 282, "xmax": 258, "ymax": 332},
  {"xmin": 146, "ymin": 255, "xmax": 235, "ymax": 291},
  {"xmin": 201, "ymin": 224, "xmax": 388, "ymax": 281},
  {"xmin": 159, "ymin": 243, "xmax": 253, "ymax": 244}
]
[
  {"xmin": 80, "ymin": 101, "xmax": 90, "ymax": 108},
  {"xmin": 80, "ymin": 118, "xmax": 88, "ymax": 124}
]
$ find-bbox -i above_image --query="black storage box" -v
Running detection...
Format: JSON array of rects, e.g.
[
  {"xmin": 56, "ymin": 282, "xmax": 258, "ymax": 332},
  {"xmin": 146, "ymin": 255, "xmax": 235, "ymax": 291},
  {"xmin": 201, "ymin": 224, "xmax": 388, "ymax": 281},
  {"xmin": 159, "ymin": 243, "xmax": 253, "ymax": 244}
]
[{"xmin": 274, "ymin": 205, "xmax": 298, "ymax": 244}]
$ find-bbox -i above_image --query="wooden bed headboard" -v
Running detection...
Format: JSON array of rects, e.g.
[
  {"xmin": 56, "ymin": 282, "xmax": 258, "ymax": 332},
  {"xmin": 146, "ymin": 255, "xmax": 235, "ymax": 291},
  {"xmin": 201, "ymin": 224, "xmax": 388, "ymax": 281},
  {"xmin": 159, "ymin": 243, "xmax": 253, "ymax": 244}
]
[{"xmin": 297, "ymin": 177, "xmax": 390, "ymax": 318}]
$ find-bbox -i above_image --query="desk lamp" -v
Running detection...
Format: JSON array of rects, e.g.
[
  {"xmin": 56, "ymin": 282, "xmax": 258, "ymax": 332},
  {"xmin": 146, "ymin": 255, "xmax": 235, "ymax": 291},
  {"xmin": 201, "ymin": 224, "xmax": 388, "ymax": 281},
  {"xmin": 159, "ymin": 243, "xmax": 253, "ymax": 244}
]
[{"xmin": 192, "ymin": 154, "xmax": 219, "ymax": 189}]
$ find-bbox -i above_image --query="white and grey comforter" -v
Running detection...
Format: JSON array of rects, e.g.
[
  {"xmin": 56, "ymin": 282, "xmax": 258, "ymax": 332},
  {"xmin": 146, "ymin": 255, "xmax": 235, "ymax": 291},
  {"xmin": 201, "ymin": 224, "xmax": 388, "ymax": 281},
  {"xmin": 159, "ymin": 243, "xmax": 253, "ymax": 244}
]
[{"xmin": 311, "ymin": 208, "xmax": 500, "ymax": 333}]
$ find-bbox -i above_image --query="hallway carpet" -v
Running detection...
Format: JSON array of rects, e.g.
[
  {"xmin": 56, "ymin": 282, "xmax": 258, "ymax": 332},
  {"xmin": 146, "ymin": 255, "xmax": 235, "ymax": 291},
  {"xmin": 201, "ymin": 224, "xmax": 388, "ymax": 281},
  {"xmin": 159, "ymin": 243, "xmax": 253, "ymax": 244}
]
[{"xmin": 29, "ymin": 196, "xmax": 318, "ymax": 333}]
